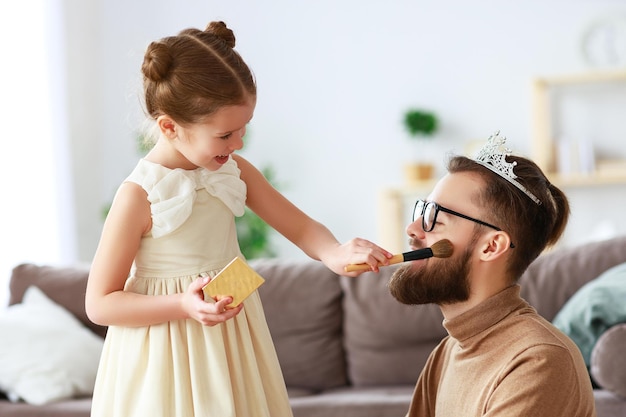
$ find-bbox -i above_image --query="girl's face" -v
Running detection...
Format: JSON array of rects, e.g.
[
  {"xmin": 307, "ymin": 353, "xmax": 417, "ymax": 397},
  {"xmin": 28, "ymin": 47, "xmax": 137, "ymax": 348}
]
[{"xmin": 171, "ymin": 99, "xmax": 255, "ymax": 171}]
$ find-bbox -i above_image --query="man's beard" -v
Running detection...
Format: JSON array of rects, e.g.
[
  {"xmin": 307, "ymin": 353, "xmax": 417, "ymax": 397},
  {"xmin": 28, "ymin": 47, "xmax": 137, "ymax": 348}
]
[{"xmin": 388, "ymin": 240, "xmax": 473, "ymax": 305}]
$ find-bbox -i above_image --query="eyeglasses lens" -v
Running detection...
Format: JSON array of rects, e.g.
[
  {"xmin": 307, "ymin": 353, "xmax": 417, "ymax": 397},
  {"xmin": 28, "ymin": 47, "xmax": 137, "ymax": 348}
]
[
  {"xmin": 423, "ymin": 202, "xmax": 435, "ymax": 232},
  {"xmin": 413, "ymin": 200, "xmax": 436, "ymax": 232},
  {"xmin": 413, "ymin": 200, "xmax": 424, "ymax": 223}
]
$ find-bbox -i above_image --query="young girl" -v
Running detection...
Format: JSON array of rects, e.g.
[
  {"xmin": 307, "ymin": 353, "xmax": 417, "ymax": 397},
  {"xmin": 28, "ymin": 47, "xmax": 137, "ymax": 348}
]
[{"xmin": 85, "ymin": 21, "xmax": 391, "ymax": 417}]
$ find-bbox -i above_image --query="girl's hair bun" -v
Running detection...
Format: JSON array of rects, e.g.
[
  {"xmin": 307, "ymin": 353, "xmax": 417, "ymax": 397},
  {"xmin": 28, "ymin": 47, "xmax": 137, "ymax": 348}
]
[
  {"xmin": 205, "ymin": 21, "xmax": 236, "ymax": 48},
  {"xmin": 142, "ymin": 41, "xmax": 174, "ymax": 82},
  {"xmin": 141, "ymin": 21, "xmax": 255, "ymax": 124}
]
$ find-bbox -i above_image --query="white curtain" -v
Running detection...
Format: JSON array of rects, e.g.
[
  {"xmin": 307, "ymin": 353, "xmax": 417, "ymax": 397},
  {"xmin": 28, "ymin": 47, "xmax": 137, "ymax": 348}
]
[{"xmin": 0, "ymin": 0, "xmax": 76, "ymax": 308}]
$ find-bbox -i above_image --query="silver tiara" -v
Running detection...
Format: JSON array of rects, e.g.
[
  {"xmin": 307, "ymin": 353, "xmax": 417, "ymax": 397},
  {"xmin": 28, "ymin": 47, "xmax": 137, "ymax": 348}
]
[{"xmin": 473, "ymin": 131, "xmax": 541, "ymax": 205}]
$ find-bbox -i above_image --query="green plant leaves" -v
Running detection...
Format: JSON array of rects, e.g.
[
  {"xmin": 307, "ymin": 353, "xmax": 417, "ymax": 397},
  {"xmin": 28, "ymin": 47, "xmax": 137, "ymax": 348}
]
[{"xmin": 403, "ymin": 109, "xmax": 438, "ymax": 137}]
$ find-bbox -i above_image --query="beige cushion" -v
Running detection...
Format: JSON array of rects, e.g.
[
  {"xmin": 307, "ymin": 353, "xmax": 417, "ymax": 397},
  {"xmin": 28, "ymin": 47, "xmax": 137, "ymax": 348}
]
[
  {"xmin": 591, "ymin": 323, "xmax": 626, "ymax": 399},
  {"xmin": 340, "ymin": 266, "xmax": 446, "ymax": 386},
  {"xmin": 9, "ymin": 263, "xmax": 107, "ymax": 339},
  {"xmin": 252, "ymin": 258, "xmax": 347, "ymax": 391}
]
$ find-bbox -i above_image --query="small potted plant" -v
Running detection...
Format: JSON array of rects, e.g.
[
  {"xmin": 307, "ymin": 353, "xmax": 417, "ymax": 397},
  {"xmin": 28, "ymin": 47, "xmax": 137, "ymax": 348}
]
[{"xmin": 403, "ymin": 108, "xmax": 439, "ymax": 183}]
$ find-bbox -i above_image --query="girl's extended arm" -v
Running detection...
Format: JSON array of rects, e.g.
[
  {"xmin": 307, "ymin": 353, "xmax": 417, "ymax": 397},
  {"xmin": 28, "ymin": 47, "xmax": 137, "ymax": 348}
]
[
  {"xmin": 85, "ymin": 182, "xmax": 241, "ymax": 327},
  {"xmin": 234, "ymin": 155, "xmax": 391, "ymax": 276}
]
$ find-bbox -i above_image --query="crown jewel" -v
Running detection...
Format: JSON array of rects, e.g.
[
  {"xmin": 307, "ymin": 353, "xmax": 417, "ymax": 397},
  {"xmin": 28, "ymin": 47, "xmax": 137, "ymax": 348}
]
[{"xmin": 473, "ymin": 131, "xmax": 541, "ymax": 205}]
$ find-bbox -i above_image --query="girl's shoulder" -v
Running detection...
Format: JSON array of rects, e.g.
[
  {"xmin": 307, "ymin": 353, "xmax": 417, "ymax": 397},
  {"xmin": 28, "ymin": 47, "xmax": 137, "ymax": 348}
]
[
  {"xmin": 123, "ymin": 159, "xmax": 203, "ymax": 198},
  {"xmin": 231, "ymin": 154, "xmax": 265, "ymax": 185},
  {"xmin": 124, "ymin": 159, "xmax": 171, "ymax": 190}
]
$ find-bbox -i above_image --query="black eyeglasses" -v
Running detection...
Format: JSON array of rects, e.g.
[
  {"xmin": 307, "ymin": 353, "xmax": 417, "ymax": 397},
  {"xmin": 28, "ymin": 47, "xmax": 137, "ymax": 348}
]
[
  {"xmin": 412, "ymin": 199, "xmax": 504, "ymax": 233},
  {"xmin": 412, "ymin": 200, "xmax": 515, "ymax": 248}
]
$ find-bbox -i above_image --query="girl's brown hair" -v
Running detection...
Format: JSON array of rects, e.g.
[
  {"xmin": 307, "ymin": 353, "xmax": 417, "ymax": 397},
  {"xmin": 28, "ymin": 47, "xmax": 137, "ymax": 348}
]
[
  {"xmin": 448, "ymin": 154, "xmax": 570, "ymax": 279},
  {"xmin": 141, "ymin": 21, "xmax": 256, "ymax": 125}
]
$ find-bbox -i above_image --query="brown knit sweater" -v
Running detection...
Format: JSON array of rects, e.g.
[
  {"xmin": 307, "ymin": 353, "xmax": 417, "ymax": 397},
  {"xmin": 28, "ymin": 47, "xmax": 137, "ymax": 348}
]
[{"xmin": 406, "ymin": 285, "xmax": 596, "ymax": 417}]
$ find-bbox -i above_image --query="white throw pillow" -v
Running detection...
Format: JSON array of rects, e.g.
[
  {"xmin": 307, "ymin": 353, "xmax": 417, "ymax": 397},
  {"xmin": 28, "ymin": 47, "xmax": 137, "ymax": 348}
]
[{"xmin": 0, "ymin": 285, "xmax": 104, "ymax": 405}]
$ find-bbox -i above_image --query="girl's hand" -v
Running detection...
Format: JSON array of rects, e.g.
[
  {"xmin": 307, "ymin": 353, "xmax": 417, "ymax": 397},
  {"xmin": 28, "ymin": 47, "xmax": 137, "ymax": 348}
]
[
  {"xmin": 182, "ymin": 276, "xmax": 243, "ymax": 326},
  {"xmin": 322, "ymin": 237, "xmax": 393, "ymax": 277}
]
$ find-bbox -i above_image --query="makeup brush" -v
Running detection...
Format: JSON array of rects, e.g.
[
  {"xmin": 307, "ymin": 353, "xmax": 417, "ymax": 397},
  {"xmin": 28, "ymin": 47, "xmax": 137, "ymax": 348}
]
[{"xmin": 344, "ymin": 239, "xmax": 453, "ymax": 272}]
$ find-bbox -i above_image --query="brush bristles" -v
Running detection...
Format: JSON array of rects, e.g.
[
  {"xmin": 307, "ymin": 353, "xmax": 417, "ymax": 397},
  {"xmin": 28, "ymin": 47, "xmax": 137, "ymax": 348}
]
[{"xmin": 430, "ymin": 239, "xmax": 453, "ymax": 258}]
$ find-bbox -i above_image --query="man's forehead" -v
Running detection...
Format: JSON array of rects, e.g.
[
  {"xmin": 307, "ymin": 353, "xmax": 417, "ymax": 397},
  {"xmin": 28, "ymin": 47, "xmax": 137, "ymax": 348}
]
[{"xmin": 428, "ymin": 172, "xmax": 484, "ymax": 208}]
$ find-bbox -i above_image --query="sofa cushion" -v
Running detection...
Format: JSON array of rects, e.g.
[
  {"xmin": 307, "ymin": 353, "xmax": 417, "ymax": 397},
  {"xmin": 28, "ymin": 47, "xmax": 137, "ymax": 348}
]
[
  {"xmin": 252, "ymin": 258, "xmax": 347, "ymax": 391},
  {"xmin": 591, "ymin": 323, "xmax": 626, "ymax": 399},
  {"xmin": 552, "ymin": 262, "xmax": 626, "ymax": 367},
  {"xmin": 0, "ymin": 286, "xmax": 103, "ymax": 405},
  {"xmin": 340, "ymin": 266, "xmax": 446, "ymax": 387},
  {"xmin": 289, "ymin": 385, "xmax": 414, "ymax": 417},
  {"xmin": 519, "ymin": 235, "xmax": 626, "ymax": 322},
  {"xmin": 0, "ymin": 397, "xmax": 92, "ymax": 417},
  {"xmin": 9, "ymin": 263, "xmax": 107, "ymax": 339}
]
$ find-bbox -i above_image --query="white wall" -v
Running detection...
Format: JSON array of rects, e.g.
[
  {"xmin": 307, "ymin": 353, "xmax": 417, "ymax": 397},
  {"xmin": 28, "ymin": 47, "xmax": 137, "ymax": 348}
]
[
  {"xmin": 0, "ymin": 0, "xmax": 76, "ymax": 307},
  {"xmin": 64, "ymin": 0, "xmax": 626, "ymax": 262}
]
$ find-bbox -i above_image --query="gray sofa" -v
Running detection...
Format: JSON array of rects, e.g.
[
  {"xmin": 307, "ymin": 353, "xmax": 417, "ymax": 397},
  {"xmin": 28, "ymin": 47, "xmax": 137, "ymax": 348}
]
[{"xmin": 2, "ymin": 235, "xmax": 626, "ymax": 417}]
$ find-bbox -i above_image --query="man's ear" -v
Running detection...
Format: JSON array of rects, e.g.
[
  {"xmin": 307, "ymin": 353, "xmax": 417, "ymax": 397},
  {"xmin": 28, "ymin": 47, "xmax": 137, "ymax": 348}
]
[
  {"xmin": 157, "ymin": 115, "xmax": 177, "ymax": 139},
  {"xmin": 479, "ymin": 231, "xmax": 512, "ymax": 261}
]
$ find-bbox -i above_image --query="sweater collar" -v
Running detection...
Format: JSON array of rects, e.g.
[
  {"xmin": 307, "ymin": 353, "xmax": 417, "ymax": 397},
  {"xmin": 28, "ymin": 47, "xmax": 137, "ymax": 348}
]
[{"xmin": 442, "ymin": 285, "xmax": 527, "ymax": 346}]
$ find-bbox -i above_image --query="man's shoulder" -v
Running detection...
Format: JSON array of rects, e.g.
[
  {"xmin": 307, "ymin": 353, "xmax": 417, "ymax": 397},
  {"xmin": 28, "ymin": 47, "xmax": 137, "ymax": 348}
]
[{"xmin": 509, "ymin": 306, "xmax": 581, "ymax": 350}]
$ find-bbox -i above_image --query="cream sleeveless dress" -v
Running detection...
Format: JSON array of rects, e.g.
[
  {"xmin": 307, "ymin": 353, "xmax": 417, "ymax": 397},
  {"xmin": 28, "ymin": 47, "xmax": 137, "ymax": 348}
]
[{"xmin": 90, "ymin": 158, "xmax": 293, "ymax": 417}]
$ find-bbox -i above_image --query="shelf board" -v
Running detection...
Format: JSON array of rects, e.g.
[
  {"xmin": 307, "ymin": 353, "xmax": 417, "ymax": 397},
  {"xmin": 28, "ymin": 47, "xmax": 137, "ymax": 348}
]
[
  {"xmin": 535, "ymin": 70, "xmax": 626, "ymax": 86},
  {"xmin": 547, "ymin": 172, "xmax": 626, "ymax": 187},
  {"xmin": 386, "ymin": 169, "xmax": 626, "ymax": 192}
]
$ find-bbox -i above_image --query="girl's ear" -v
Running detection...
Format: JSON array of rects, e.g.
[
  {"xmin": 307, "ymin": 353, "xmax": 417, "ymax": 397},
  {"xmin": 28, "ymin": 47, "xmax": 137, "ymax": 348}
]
[{"xmin": 157, "ymin": 115, "xmax": 177, "ymax": 139}]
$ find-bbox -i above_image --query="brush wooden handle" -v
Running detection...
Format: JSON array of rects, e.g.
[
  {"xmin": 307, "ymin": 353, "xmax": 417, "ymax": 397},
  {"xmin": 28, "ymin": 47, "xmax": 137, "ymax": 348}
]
[{"xmin": 344, "ymin": 254, "xmax": 404, "ymax": 272}]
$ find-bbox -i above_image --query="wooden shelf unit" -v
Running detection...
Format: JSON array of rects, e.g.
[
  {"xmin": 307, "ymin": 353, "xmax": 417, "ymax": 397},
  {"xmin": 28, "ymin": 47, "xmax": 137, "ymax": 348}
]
[
  {"xmin": 378, "ymin": 70, "xmax": 626, "ymax": 252},
  {"xmin": 531, "ymin": 69, "xmax": 626, "ymax": 186}
]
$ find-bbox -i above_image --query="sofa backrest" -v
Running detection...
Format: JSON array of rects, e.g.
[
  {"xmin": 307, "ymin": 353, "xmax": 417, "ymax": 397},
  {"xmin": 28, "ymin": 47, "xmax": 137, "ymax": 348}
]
[
  {"xmin": 520, "ymin": 235, "xmax": 626, "ymax": 321},
  {"xmin": 339, "ymin": 268, "xmax": 445, "ymax": 387},
  {"xmin": 9, "ymin": 263, "xmax": 107, "ymax": 339},
  {"xmin": 252, "ymin": 258, "xmax": 347, "ymax": 391},
  {"xmin": 253, "ymin": 258, "xmax": 446, "ymax": 389}
]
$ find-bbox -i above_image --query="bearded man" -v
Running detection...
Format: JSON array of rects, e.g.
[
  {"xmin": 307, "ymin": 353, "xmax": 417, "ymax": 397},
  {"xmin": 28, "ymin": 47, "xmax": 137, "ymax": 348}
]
[{"xmin": 389, "ymin": 132, "xmax": 596, "ymax": 417}]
